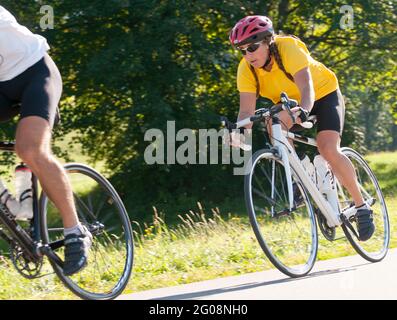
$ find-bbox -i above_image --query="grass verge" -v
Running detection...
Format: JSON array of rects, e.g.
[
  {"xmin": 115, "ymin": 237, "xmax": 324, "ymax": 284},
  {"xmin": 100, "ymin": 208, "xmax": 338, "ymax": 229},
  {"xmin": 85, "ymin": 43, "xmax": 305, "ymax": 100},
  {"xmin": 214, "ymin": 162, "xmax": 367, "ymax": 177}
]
[{"xmin": 0, "ymin": 151, "xmax": 395, "ymax": 299}]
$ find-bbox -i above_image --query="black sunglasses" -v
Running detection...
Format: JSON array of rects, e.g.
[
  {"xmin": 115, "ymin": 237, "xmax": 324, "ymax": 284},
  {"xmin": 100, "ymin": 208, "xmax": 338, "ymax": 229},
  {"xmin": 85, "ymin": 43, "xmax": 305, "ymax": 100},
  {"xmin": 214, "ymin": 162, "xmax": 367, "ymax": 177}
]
[{"xmin": 238, "ymin": 42, "xmax": 262, "ymax": 55}]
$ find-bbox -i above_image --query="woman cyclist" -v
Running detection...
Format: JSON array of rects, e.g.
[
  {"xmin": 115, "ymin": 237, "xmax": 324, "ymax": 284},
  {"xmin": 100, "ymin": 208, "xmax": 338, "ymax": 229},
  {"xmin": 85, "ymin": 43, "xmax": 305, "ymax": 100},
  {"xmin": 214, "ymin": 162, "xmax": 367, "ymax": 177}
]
[
  {"xmin": 229, "ymin": 15, "xmax": 374, "ymax": 241},
  {"xmin": 0, "ymin": 5, "xmax": 91, "ymax": 275}
]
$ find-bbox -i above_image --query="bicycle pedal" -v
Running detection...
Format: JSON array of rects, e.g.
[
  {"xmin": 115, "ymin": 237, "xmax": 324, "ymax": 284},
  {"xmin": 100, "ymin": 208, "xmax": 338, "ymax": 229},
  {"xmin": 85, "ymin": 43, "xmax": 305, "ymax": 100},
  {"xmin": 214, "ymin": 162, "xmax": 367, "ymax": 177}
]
[{"xmin": 341, "ymin": 214, "xmax": 360, "ymax": 239}]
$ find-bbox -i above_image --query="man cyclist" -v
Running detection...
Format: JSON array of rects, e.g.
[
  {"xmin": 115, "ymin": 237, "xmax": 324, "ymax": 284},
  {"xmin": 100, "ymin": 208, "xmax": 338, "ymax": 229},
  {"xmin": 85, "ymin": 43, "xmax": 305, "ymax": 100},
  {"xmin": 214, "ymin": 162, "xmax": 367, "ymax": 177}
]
[
  {"xmin": 229, "ymin": 15, "xmax": 374, "ymax": 241},
  {"xmin": 0, "ymin": 5, "xmax": 92, "ymax": 275}
]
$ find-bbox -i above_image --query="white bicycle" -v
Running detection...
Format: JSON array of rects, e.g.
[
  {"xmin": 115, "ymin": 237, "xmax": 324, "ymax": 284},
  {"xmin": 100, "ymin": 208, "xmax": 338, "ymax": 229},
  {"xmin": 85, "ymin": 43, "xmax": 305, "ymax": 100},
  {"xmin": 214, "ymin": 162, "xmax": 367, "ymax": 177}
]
[{"xmin": 221, "ymin": 93, "xmax": 390, "ymax": 278}]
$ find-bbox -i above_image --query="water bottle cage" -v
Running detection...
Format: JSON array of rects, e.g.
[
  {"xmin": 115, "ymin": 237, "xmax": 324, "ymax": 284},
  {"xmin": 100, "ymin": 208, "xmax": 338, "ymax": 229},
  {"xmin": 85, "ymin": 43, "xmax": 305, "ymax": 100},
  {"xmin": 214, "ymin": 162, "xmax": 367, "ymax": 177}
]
[{"xmin": 19, "ymin": 189, "xmax": 33, "ymax": 202}]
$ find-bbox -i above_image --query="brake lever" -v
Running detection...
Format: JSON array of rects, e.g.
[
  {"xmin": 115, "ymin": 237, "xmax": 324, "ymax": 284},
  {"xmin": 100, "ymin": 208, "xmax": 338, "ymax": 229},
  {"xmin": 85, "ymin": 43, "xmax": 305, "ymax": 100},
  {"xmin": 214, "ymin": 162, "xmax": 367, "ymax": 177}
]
[
  {"xmin": 280, "ymin": 92, "xmax": 295, "ymax": 123},
  {"xmin": 220, "ymin": 116, "xmax": 252, "ymax": 151},
  {"xmin": 220, "ymin": 116, "xmax": 236, "ymax": 131}
]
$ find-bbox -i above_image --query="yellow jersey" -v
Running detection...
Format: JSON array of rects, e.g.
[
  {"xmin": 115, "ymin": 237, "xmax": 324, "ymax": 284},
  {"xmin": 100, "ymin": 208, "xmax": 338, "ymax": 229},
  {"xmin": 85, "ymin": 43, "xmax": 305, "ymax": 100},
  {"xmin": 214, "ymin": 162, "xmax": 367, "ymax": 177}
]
[{"xmin": 237, "ymin": 35, "xmax": 338, "ymax": 103}]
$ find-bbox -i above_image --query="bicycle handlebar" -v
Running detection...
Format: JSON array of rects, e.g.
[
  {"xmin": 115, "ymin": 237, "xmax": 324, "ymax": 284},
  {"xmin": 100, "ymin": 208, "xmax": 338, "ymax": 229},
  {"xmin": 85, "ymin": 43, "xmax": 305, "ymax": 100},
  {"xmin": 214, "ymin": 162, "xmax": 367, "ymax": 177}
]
[{"xmin": 221, "ymin": 92, "xmax": 313, "ymax": 131}]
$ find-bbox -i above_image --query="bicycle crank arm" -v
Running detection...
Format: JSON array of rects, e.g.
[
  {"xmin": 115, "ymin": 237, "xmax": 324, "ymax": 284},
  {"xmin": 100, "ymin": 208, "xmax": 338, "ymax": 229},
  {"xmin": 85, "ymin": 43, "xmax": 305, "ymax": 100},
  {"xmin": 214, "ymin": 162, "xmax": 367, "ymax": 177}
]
[{"xmin": 38, "ymin": 244, "xmax": 64, "ymax": 268}]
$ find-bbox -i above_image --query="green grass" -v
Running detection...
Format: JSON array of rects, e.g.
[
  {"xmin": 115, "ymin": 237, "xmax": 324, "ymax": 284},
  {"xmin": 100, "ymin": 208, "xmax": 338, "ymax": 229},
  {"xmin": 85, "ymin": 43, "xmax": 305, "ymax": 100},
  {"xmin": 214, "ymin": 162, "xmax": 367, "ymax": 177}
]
[
  {"xmin": 366, "ymin": 151, "xmax": 397, "ymax": 196},
  {"xmin": 0, "ymin": 151, "xmax": 396, "ymax": 299},
  {"xmin": 124, "ymin": 194, "xmax": 397, "ymax": 295}
]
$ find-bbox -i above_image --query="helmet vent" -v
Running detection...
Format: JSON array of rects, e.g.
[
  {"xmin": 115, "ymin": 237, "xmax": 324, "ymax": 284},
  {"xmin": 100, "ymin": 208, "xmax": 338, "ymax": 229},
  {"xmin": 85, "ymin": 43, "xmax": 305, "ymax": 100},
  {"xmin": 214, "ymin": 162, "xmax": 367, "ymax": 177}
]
[{"xmin": 242, "ymin": 25, "xmax": 249, "ymax": 35}]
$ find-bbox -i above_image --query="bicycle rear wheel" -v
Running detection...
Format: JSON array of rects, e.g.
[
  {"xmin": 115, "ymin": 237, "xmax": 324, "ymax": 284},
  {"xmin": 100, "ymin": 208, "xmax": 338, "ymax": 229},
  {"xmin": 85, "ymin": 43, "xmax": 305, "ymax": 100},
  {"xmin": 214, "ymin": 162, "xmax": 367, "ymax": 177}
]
[
  {"xmin": 338, "ymin": 148, "xmax": 390, "ymax": 262},
  {"xmin": 245, "ymin": 149, "xmax": 318, "ymax": 277},
  {"xmin": 40, "ymin": 163, "xmax": 134, "ymax": 300}
]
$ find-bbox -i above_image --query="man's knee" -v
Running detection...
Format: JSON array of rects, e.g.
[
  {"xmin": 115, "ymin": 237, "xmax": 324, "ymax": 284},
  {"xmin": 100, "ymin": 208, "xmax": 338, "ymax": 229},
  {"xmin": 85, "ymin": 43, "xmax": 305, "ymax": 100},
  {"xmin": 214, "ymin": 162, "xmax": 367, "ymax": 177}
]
[{"xmin": 15, "ymin": 142, "xmax": 49, "ymax": 166}]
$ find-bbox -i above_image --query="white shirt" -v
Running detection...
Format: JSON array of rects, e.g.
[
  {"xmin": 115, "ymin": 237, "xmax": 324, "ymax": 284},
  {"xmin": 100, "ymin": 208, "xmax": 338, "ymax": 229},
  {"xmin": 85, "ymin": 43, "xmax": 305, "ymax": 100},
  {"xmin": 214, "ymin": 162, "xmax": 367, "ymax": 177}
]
[{"xmin": 0, "ymin": 6, "xmax": 49, "ymax": 81}]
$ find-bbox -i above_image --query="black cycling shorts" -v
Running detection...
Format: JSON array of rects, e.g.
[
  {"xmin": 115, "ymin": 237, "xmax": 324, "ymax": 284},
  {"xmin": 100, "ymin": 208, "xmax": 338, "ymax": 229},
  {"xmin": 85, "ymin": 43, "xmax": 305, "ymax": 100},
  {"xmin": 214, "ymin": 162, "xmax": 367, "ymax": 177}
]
[
  {"xmin": 0, "ymin": 53, "xmax": 62, "ymax": 127},
  {"xmin": 309, "ymin": 89, "xmax": 345, "ymax": 135}
]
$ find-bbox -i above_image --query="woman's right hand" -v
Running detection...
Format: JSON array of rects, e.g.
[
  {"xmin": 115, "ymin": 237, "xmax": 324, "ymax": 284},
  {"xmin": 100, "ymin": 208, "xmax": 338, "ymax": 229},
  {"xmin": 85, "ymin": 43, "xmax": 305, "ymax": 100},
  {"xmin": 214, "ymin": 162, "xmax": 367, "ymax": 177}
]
[
  {"xmin": 230, "ymin": 131, "xmax": 244, "ymax": 147},
  {"xmin": 229, "ymin": 131, "xmax": 252, "ymax": 151}
]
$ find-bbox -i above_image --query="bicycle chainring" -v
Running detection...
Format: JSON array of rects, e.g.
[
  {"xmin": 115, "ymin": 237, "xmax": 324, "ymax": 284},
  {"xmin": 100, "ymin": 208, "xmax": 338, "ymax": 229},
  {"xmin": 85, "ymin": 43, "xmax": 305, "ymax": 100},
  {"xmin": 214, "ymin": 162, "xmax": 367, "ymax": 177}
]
[
  {"xmin": 315, "ymin": 208, "xmax": 336, "ymax": 241},
  {"xmin": 10, "ymin": 242, "xmax": 43, "ymax": 279}
]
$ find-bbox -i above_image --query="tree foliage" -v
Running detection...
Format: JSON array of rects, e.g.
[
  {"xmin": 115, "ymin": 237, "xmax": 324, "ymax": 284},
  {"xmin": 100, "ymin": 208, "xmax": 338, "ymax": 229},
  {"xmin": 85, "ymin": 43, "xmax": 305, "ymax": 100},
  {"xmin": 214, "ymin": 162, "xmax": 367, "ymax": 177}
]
[{"xmin": 1, "ymin": 0, "xmax": 396, "ymax": 218}]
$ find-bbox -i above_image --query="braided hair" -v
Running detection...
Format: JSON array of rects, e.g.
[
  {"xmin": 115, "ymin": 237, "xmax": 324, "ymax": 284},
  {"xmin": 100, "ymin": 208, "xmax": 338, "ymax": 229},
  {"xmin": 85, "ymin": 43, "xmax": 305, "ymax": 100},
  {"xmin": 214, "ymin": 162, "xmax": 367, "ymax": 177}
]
[
  {"xmin": 269, "ymin": 41, "xmax": 294, "ymax": 82},
  {"xmin": 250, "ymin": 35, "xmax": 297, "ymax": 98}
]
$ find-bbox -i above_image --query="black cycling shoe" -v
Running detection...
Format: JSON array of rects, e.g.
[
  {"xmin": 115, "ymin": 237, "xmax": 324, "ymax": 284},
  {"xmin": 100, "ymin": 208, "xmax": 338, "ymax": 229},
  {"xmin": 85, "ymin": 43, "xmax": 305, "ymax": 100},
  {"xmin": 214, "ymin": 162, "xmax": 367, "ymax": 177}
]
[
  {"xmin": 355, "ymin": 208, "xmax": 375, "ymax": 241},
  {"xmin": 63, "ymin": 227, "xmax": 93, "ymax": 276}
]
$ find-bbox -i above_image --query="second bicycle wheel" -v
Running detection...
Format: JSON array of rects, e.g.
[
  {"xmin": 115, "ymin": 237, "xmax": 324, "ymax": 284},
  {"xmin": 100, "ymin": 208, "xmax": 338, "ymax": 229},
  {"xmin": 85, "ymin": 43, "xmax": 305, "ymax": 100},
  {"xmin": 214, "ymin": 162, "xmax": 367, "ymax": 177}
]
[
  {"xmin": 338, "ymin": 147, "xmax": 390, "ymax": 262},
  {"xmin": 39, "ymin": 163, "xmax": 134, "ymax": 300},
  {"xmin": 245, "ymin": 149, "xmax": 318, "ymax": 277}
]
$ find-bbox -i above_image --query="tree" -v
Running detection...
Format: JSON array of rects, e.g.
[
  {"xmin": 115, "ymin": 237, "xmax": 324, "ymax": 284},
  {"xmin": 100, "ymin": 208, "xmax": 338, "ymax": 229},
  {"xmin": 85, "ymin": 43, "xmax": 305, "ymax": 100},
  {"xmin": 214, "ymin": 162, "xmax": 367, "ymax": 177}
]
[{"xmin": 1, "ymin": 0, "xmax": 395, "ymax": 219}]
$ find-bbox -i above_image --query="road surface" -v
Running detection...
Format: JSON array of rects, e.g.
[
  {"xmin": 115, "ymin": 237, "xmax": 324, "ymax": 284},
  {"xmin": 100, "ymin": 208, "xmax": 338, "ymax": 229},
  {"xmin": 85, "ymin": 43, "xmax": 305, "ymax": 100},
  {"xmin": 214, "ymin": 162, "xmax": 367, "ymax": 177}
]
[{"xmin": 119, "ymin": 248, "xmax": 397, "ymax": 300}]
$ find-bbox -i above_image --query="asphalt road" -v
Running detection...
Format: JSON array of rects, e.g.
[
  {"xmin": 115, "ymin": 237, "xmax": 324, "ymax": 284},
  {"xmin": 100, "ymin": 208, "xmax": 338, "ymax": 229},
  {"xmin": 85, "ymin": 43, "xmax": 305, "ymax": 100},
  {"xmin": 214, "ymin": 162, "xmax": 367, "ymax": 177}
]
[{"xmin": 119, "ymin": 248, "xmax": 397, "ymax": 300}]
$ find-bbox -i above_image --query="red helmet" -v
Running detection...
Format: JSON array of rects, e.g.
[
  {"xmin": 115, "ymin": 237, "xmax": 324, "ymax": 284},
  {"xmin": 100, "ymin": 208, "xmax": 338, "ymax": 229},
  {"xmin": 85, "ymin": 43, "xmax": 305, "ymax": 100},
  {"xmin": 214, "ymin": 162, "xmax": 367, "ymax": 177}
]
[{"xmin": 229, "ymin": 15, "xmax": 274, "ymax": 47}]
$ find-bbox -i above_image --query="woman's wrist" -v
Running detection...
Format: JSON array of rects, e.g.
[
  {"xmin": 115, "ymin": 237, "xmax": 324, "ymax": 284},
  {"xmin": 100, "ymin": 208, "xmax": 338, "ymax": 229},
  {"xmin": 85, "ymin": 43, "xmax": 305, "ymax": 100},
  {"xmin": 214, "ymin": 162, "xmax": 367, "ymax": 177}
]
[{"xmin": 300, "ymin": 104, "xmax": 312, "ymax": 113}]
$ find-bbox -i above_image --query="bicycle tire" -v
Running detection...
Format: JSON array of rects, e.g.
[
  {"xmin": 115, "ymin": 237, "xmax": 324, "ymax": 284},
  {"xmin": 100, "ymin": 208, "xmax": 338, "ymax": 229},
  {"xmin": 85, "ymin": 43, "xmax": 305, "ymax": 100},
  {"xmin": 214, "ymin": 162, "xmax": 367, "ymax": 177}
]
[
  {"xmin": 39, "ymin": 163, "xmax": 134, "ymax": 300},
  {"xmin": 245, "ymin": 149, "xmax": 318, "ymax": 277},
  {"xmin": 339, "ymin": 148, "xmax": 390, "ymax": 262}
]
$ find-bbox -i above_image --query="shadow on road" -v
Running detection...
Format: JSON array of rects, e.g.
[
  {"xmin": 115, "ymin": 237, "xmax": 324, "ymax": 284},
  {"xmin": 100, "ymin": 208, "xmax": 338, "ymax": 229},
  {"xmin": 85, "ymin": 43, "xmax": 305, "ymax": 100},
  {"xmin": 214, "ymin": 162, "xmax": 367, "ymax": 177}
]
[{"xmin": 150, "ymin": 262, "xmax": 371, "ymax": 300}]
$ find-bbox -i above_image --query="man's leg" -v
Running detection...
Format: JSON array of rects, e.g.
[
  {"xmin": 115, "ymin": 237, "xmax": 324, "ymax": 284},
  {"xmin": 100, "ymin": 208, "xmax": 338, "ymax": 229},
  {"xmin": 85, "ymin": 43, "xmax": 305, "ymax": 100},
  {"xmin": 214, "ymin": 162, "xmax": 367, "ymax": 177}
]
[
  {"xmin": 15, "ymin": 116, "xmax": 79, "ymax": 228},
  {"xmin": 15, "ymin": 115, "xmax": 92, "ymax": 275}
]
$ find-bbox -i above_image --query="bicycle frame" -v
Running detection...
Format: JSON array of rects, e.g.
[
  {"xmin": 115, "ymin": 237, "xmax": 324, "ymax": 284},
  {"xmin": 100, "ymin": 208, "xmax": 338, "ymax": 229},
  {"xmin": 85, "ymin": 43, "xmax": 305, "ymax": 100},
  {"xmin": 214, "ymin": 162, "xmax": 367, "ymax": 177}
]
[
  {"xmin": 272, "ymin": 124, "xmax": 342, "ymax": 227},
  {"xmin": 235, "ymin": 115, "xmax": 344, "ymax": 228},
  {"xmin": 0, "ymin": 141, "xmax": 134, "ymax": 299},
  {"xmin": 227, "ymin": 94, "xmax": 389, "ymax": 273},
  {"xmin": 282, "ymin": 130, "xmax": 364, "ymax": 222},
  {"xmin": 235, "ymin": 100, "xmax": 376, "ymax": 228},
  {"xmin": 272, "ymin": 123, "xmax": 342, "ymax": 227}
]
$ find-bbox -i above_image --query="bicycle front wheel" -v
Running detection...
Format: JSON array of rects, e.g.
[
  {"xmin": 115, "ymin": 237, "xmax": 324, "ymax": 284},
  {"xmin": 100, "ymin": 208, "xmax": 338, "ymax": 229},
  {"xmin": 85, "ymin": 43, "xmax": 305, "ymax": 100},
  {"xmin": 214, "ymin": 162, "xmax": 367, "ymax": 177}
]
[
  {"xmin": 245, "ymin": 149, "xmax": 318, "ymax": 277},
  {"xmin": 338, "ymin": 148, "xmax": 390, "ymax": 262},
  {"xmin": 40, "ymin": 163, "xmax": 134, "ymax": 300}
]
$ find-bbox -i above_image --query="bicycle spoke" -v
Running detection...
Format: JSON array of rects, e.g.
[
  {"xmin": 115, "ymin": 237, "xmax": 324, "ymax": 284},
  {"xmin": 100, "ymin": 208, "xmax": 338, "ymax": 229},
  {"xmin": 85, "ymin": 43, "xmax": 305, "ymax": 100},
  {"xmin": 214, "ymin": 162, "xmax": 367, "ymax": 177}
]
[
  {"xmin": 246, "ymin": 151, "xmax": 317, "ymax": 277},
  {"xmin": 338, "ymin": 148, "xmax": 389, "ymax": 262},
  {"xmin": 74, "ymin": 194, "xmax": 97, "ymax": 221},
  {"xmin": 41, "ymin": 164, "xmax": 133, "ymax": 299}
]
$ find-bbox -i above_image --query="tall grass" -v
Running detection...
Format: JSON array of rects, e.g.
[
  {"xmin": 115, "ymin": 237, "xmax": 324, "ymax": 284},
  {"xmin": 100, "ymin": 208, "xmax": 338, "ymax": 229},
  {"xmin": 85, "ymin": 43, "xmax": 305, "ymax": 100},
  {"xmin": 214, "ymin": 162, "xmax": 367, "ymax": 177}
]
[
  {"xmin": 0, "ymin": 196, "xmax": 396, "ymax": 299},
  {"xmin": 126, "ymin": 195, "xmax": 397, "ymax": 294}
]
